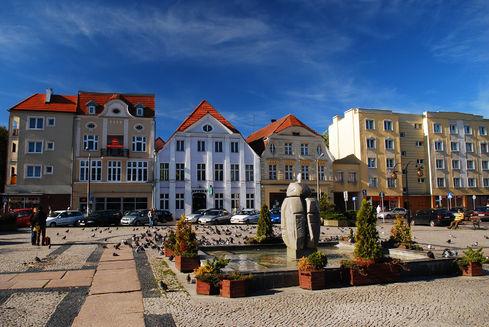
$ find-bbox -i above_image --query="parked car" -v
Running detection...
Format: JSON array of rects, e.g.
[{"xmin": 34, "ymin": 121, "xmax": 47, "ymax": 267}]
[
  {"xmin": 412, "ymin": 208, "xmax": 455, "ymax": 227},
  {"xmin": 77, "ymin": 210, "xmax": 122, "ymax": 227},
  {"xmin": 12, "ymin": 208, "xmax": 33, "ymax": 228},
  {"xmin": 185, "ymin": 209, "xmax": 208, "ymax": 223},
  {"xmin": 120, "ymin": 210, "xmax": 150, "ymax": 226},
  {"xmin": 270, "ymin": 208, "xmax": 281, "ymax": 224},
  {"xmin": 230, "ymin": 209, "xmax": 260, "ymax": 224},
  {"xmin": 46, "ymin": 210, "xmax": 85, "ymax": 227},
  {"xmin": 155, "ymin": 210, "xmax": 173, "ymax": 223},
  {"xmin": 376, "ymin": 207, "xmax": 407, "ymax": 220},
  {"xmin": 472, "ymin": 206, "xmax": 489, "ymax": 221},
  {"xmin": 448, "ymin": 207, "xmax": 473, "ymax": 219},
  {"xmin": 198, "ymin": 209, "xmax": 231, "ymax": 224}
]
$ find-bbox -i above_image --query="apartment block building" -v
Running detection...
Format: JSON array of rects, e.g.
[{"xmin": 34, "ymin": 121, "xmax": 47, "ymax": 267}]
[
  {"xmin": 329, "ymin": 108, "xmax": 489, "ymax": 212},
  {"xmin": 247, "ymin": 114, "xmax": 334, "ymax": 209},
  {"xmin": 5, "ymin": 89, "xmax": 77, "ymax": 209},
  {"xmin": 155, "ymin": 100, "xmax": 261, "ymax": 217}
]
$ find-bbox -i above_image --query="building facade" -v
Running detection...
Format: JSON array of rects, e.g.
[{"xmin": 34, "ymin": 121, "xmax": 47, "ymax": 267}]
[
  {"xmin": 71, "ymin": 92, "xmax": 155, "ymax": 212},
  {"xmin": 155, "ymin": 100, "xmax": 261, "ymax": 217},
  {"xmin": 5, "ymin": 89, "xmax": 77, "ymax": 210},
  {"xmin": 247, "ymin": 115, "xmax": 334, "ymax": 210}
]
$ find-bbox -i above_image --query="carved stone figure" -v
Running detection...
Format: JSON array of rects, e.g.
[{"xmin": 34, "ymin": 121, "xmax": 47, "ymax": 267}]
[{"xmin": 281, "ymin": 175, "xmax": 321, "ymax": 260}]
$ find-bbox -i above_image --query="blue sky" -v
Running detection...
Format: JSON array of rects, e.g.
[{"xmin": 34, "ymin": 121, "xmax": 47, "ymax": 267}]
[{"xmin": 1, "ymin": 0, "xmax": 489, "ymax": 140}]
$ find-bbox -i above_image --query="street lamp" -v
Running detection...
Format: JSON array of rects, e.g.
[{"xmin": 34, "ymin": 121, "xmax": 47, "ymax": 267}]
[
  {"xmin": 85, "ymin": 147, "xmax": 91, "ymax": 216},
  {"xmin": 316, "ymin": 152, "xmax": 324, "ymax": 202},
  {"xmin": 389, "ymin": 161, "xmax": 424, "ymax": 223}
]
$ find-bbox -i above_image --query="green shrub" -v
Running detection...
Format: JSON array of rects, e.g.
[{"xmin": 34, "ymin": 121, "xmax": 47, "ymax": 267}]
[
  {"xmin": 390, "ymin": 215, "xmax": 412, "ymax": 246},
  {"xmin": 297, "ymin": 251, "xmax": 328, "ymax": 271},
  {"xmin": 163, "ymin": 230, "xmax": 176, "ymax": 250},
  {"xmin": 256, "ymin": 204, "xmax": 273, "ymax": 241},
  {"xmin": 354, "ymin": 199, "xmax": 383, "ymax": 261},
  {"xmin": 174, "ymin": 215, "xmax": 198, "ymax": 257},
  {"xmin": 344, "ymin": 210, "xmax": 357, "ymax": 221},
  {"xmin": 458, "ymin": 248, "xmax": 488, "ymax": 268}
]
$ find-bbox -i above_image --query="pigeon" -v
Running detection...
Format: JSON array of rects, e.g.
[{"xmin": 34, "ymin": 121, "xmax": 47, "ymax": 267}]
[
  {"xmin": 484, "ymin": 235, "xmax": 489, "ymax": 240},
  {"xmin": 114, "ymin": 243, "xmax": 121, "ymax": 250},
  {"xmin": 62, "ymin": 235, "xmax": 66, "ymax": 240},
  {"xmin": 471, "ymin": 241, "xmax": 479, "ymax": 247},
  {"xmin": 187, "ymin": 274, "xmax": 191, "ymax": 283},
  {"xmin": 158, "ymin": 281, "xmax": 168, "ymax": 291},
  {"xmin": 65, "ymin": 229, "xmax": 69, "ymax": 233},
  {"xmin": 91, "ymin": 233, "xmax": 95, "ymax": 237},
  {"xmin": 448, "ymin": 234, "xmax": 455, "ymax": 238},
  {"xmin": 48, "ymin": 244, "xmax": 51, "ymax": 249},
  {"xmin": 427, "ymin": 251, "xmax": 435, "ymax": 259},
  {"xmin": 442, "ymin": 249, "xmax": 458, "ymax": 258},
  {"xmin": 34, "ymin": 256, "xmax": 42, "ymax": 262},
  {"xmin": 56, "ymin": 232, "xmax": 59, "ymax": 236},
  {"xmin": 427, "ymin": 244, "xmax": 434, "ymax": 250},
  {"xmin": 446, "ymin": 239, "xmax": 452, "ymax": 244},
  {"xmin": 168, "ymin": 255, "xmax": 174, "ymax": 261},
  {"xmin": 102, "ymin": 244, "xmax": 108, "ymax": 249},
  {"xmin": 112, "ymin": 252, "xmax": 119, "ymax": 256}
]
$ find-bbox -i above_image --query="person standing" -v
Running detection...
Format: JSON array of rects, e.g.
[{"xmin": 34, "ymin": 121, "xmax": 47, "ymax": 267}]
[
  {"xmin": 148, "ymin": 208, "xmax": 154, "ymax": 228},
  {"xmin": 29, "ymin": 207, "xmax": 40, "ymax": 246},
  {"xmin": 38, "ymin": 206, "xmax": 47, "ymax": 246}
]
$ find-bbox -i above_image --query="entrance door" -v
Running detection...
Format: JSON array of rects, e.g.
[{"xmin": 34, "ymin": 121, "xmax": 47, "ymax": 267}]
[
  {"xmin": 192, "ymin": 193, "xmax": 207, "ymax": 212},
  {"xmin": 269, "ymin": 193, "xmax": 286, "ymax": 210}
]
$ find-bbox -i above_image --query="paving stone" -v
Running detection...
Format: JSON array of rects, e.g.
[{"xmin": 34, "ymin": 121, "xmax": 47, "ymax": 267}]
[
  {"xmin": 72, "ymin": 291, "xmax": 144, "ymax": 327},
  {"xmin": 0, "ymin": 274, "xmax": 17, "ymax": 282},
  {"xmin": 10, "ymin": 271, "xmax": 66, "ymax": 282},
  {"xmin": 46, "ymin": 277, "xmax": 93, "ymax": 288},
  {"xmin": 0, "ymin": 280, "xmax": 16, "ymax": 290},
  {"xmin": 63, "ymin": 269, "xmax": 96, "ymax": 279},
  {"xmin": 99, "ymin": 248, "xmax": 133, "ymax": 262},
  {"xmin": 89, "ymin": 268, "xmax": 140, "ymax": 295},
  {"xmin": 10, "ymin": 279, "xmax": 49, "ymax": 289},
  {"xmin": 98, "ymin": 260, "xmax": 136, "ymax": 270}
]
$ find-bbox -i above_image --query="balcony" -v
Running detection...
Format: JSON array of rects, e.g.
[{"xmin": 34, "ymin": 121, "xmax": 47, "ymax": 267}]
[{"xmin": 101, "ymin": 148, "xmax": 129, "ymax": 157}]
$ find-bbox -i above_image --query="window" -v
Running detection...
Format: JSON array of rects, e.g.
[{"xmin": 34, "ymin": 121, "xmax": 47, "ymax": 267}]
[
  {"xmin": 452, "ymin": 160, "xmax": 460, "ymax": 170},
  {"xmin": 285, "ymin": 165, "xmax": 294, "ymax": 180},
  {"xmin": 134, "ymin": 124, "xmax": 143, "ymax": 131},
  {"xmin": 479, "ymin": 126, "xmax": 487, "ymax": 136},
  {"xmin": 449, "ymin": 124, "xmax": 458, "ymax": 134},
  {"xmin": 127, "ymin": 161, "xmax": 148, "ymax": 182},
  {"xmin": 468, "ymin": 178, "xmax": 476, "ymax": 188},
  {"xmin": 176, "ymin": 193, "xmax": 184, "ymax": 210},
  {"xmin": 400, "ymin": 132, "xmax": 405, "ymax": 137},
  {"xmin": 318, "ymin": 166, "xmax": 325, "ymax": 181},
  {"xmin": 453, "ymin": 177, "xmax": 461, "ymax": 188},
  {"xmin": 28, "ymin": 117, "xmax": 44, "ymax": 130},
  {"xmin": 160, "ymin": 194, "xmax": 169, "ymax": 210},
  {"xmin": 416, "ymin": 159, "xmax": 424, "ymax": 165},
  {"xmin": 45, "ymin": 165, "xmax": 53, "ymax": 175},
  {"xmin": 80, "ymin": 160, "xmax": 89, "ymax": 181},
  {"xmin": 214, "ymin": 141, "xmax": 223, "ymax": 153},
  {"xmin": 366, "ymin": 138, "xmax": 376, "ymax": 149},
  {"xmin": 301, "ymin": 165, "xmax": 309, "ymax": 180},
  {"xmin": 335, "ymin": 171, "xmax": 344, "ymax": 183},
  {"xmin": 25, "ymin": 165, "xmax": 41, "ymax": 178},
  {"xmin": 385, "ymin": 138, "xmax": 394, "ymax": 150},
  {"xmin": 231, "ymin": 142, "xmax": 239, "ymax": 153},
  {"xmin": 464, "ymin": 125, "xmax": 472, "ymax": 135},
  {"xmin": 484, "ymin": 178, "xmax": 489, "ymax": 188},
  {"xmin": 197, "ymin": 140, "xmax": 206, "ymax": 152},
  {"xmin": 269, "ymin": 143, "xmax": 276, "ymax": 154},
  {"xmin": 365, "ymin": 119, "xmax": 375, "ymax": 130},
  {"xmin": 401, "ymin": 151, "xmax": 407, "ymax": 156},
  {"xmin": 160, "ymin": 163, "xmax": 169, "ymax": 181},
  {"xmin": 386, "ymin": 158, "xmax": 395, "ymax": 169},
  {"xmin": 433, "ymin": 123, "xmax": 442, "ymax": 133},
  {"xmin": 46, "ymin": 141, "xmax": 54, "ymax": 151},
  {"xmin": 231, "ymin": 164, "xmax": 239, "ymax": 182},
  {"xmin": 176, "ymin": 163, "xmax": 185, "ymax": 181},
  {"xmin": 368, "ymin": 177, "xmax": 378, "ymax": 187},
  {"xmin": 108, "ymin": 161, "xmax": 122, "ymax": 182},
  {"xmin": 197, "ymin": 163, "xmax": 206, "ymax": 181},
  {"xmin": 88, "ymin": 105, "xmax": 96, "ymax": 115},
  {"xmin": 132, "ymin": 136, "xmax": 146, "ymax": 152},
  {"xmin": 135, "ymin": 106, "xmax": 143, "ymax": 116},
  {"xmin": 214, "ymin": 164, "xmax": 223, "ymax": 181},
  {"xmin": 47, "ymin": 117, "xmax": 55, "ymax": 127},
  {"xmin": 434, "ymin": 140, "xmax": 444, "ymax": 151},
  {"xmin": 214, "ymin": 193, "xmax": 224, "ymax": 209},
  {"xmin": 451, "ymin": 142, "xmax": 459, "ymax": 152},
  {"xmin": 348, "ymin": 172, "xmax": 357, "ymax": 183},
  {"xmin": 203, "ymin": 124, "xmax": 213, "ymax": 132},
  {"xmin": 384, "ymin": 120, "xmax": 393, "ymax": 131},
  {"xmin": 414, "ymin": 123, "xmax": 422, "ymax": 129},
  {"xmin": 482, "ymin": 160, "xmax": 489, "ymax": 171},
  {"xmin": 300, "ymin": 144, "xmax": 309, "ymax": 156},
  {"xmin": 417, "ymin": 178, "xmax": 425, "ymax": 183},
  {"xmin": 246, "ymin": 193, "xmax": 255, "ymax": 209},
  {"xmin": 284, "ymin": 143, "xmax": 292, "ymax": 155},
  {"xmin": 416, "ymin": 141, "xmax": 424, "ymax": 147},
  {"xmin": 231, "ymin": 193, "xmax": 240, "ymax": 210},
  {"xmin": 387, "ymin": 178, "xmax": 396, "ymax": 188},
  {"xmin": 466, "ymin": 142, "xmax": 474, "ymax": 152},
  {"xmin": 437, "ymin": 177, "xmax": 446, "ymax": 188},
  {"xmin": 245, "ymin": 165, "xmax": 254, "ymax": 182},
  {"xmin": 269, "ymin": 165, "xmax": 277, "ymax": 180},
  {"xmin": 467, "ymin": 160, "xmax": 475, "ymax": 170},
  {"xmin": 12, "ymin": 142, "xmax": 16, "ymax": 153},
  {"xmin": 91, "ymin": 160, "xmax": 102, "ymax": 181},
  {"xmin": 176, "ymin": 140, "xmax": 185, "ymax": 152},
  {"xmin": 27, "ymin": 141, "xmax": 43, "ymax": 153},
  {"xmin": 481, "ymin": 143, "xmax": 488, "ymax": 154},
  {"xmin": 436, "ymin": 159, "xmax": 445, "ymax": 169},
  {"xmin": 83, "ymin": 135, "xmax": 99, "ymax": 151},
  {"xmin": 368, "ymin": 157, "xmax": 377, "ymax": 168}
]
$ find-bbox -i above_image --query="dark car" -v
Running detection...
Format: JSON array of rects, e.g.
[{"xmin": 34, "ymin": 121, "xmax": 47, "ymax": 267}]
[
  {"xmin": 413, "ymin": 208, "xmax": 455, "ymax": 227},
  {"xmin": 155, "ymin": 210, "xmax": 173, "ymax": 223},
  {"xmin": 473, "ymin": 206, "xmax": 489, "ymax": 221},
  {"xmin": 448, "ymin": 207, "xmax": 472, "ymax": 219},
  {"xmin": 77, "ymin": 210, "xmax": 122, "ymax": 227},
  {"xmin": 270, "ymin": 208, "xmax": 281, "ymax": 224}
]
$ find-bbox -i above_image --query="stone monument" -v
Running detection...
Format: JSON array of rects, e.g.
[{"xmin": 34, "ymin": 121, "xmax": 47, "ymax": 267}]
[{"xmin": 281, "ymin": 174, "xmax": 321, "ymax": 260}]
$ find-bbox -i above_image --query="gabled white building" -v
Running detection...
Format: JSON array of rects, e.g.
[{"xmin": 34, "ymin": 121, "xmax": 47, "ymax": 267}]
[{"xmin": 155, "ymin": 100, "xmax": 261, "ymax": 217}]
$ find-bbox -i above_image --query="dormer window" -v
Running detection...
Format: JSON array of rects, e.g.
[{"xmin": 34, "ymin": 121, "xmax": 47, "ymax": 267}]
[
  {"xmin": 88, "ymin": 105, "xmax": 96, "ymax": 115},
  {"xmin": 136, "ymin": 106, "xmax": 144, "ymax": 117}
]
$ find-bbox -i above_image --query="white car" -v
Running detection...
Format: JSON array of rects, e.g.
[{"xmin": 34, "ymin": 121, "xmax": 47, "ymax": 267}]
[
  {"xmin": 185, "ymin": 209, "xmax": 207, "ymax": 223},
  {"xmin": 376, "ymin": 207, "xmax": 407, "ymax": 220},
  {"xmin": 46, "ymin": 210, "xmax": 85, "ymax": 227},
  {"xmin": 230, "ymin": 209, "xmax": 260, "ymax": 224}
]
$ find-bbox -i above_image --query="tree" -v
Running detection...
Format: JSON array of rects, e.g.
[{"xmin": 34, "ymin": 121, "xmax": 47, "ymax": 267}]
[
  {"xmin": 321, "ymin": 130, "xmax": 329, "ymax": 147},
  {"xmin": 354, "ymin": 199, "xmax": 383, "ymax": 261},
  {"xmin": 256, "ymin": 204, "xmax": 273, "ymax": 241}
]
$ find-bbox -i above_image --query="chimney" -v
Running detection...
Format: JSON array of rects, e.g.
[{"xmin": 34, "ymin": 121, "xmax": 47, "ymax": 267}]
[
  {"xmin": 45, "ymin": 88, "xmax": 53, "ymax": 103},
  {"xmin": 271, "ymin": 119, "xmax": 276, "ymax": 123}
]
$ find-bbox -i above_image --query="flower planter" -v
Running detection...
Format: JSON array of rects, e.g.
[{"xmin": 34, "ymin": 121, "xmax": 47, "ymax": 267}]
[
  {"xmin": 196, "ymin": 279, "xmax": 219, "ymax": 295},
  {"xmin": 349, "ymin": 262, "xmax": 401, "ymax": 286},
  {"xmin": 175, "ymin": 255, "xmax": 200, "ymax": 273},
  {"xmin": 164, "ymin": 247, "xmax": 174, "ymax": 257},
  {"xmin": 298, "ymin": 270, "xmax": 326, "ymax": 290},
  {"xmin": 462, "ymin": 262, "xmax": 484, "ymax": 276},
  {"xmin": 220, "ymin": 279, "xmax": 248, "ymax": 298}
]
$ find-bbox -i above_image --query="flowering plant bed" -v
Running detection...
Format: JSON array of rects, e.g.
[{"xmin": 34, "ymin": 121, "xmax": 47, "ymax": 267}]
[
  {"xmin": 458, "ymin": 248, "xmax": 487, "ymax": 276},
  {"xmin": 297, "ymin": 251, "xmax": 328, "ymax": 290},
  {"xmin": 196, "ymin": 279, "xmax": 220, "ymax": 295},
  {"xmin": 462, "ymin": 262, "xmax": 483, "ymax": 276},
  {"xmin": 220, "ymin": 279, "xmax": 248, "ymax": 298},
  {"xmin": 194, "ymin": 257, "xmax": 230, "ymax": 295},
  {"xmin": 175, "ymin": 255, "xmax": 200, "ymax": 273},
  {"xmin": 343, "ymin": 258, "xmax": 402, "ymax": 286}
]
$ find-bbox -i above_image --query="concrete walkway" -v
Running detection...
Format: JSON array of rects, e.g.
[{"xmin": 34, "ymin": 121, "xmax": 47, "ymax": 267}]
[
  {"xmin": 72, "ymin": 246, "xmax": 145, "ymax": 327},
  {"xmin": 0, "ymin": 270, "xmax": 94, "ymax": 290}
]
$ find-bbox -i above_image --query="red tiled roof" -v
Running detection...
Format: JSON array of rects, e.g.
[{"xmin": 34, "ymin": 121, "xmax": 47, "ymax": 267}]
[
  {"xmin": 77, "ymin": 91, "xmax": 155, "ymax": 117},
  {"xmin": 176, "ymin": 100, "xmax": 238, "ymax": 133},
  {"xmin": 155, "ymin": 137, "xmax": 165, "ymax": 151},
  {"xmin": 246, "ymin": 114, "xmax": 318, "ymax": 143},
  {"xmin": 10, "ymin": 94, "xmax": 77, "ymax": 113}
]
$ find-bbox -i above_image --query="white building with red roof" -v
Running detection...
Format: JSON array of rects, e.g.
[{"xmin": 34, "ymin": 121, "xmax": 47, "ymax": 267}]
[{"xmin": 155, "ymin": 100, "xmax": 261, "ymax": 217}]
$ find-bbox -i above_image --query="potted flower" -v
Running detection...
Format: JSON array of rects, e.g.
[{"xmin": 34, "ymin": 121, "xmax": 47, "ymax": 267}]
[
  {"xmin": 194, "ymin": 257, "xmax": 230, "ymax": 295},
  {"xmin": 220, "ymin": 272, "xmax": 253, "ymax": 298},
  {"xmin": 342, "ymin": 199, "xmax": 402, "ymax": 286},
  {"xmin": 174, "ymin": 215, "xmax": 200, "ymax": 272},
  {"xmin": 297, "ymin": 251, "xmax": 328, "ymax": 290},
  {"xmin": 163, "ymin": 230, "xmax": 176, "ymax": 257},
  {"xmin": 458, "ymin": 248, "xmax": 487, "ymax": 276}
]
